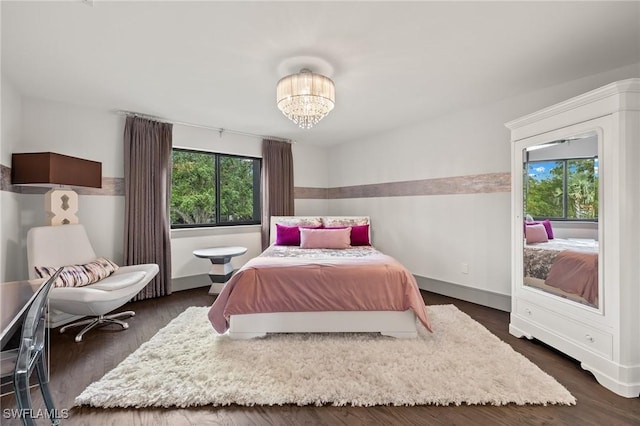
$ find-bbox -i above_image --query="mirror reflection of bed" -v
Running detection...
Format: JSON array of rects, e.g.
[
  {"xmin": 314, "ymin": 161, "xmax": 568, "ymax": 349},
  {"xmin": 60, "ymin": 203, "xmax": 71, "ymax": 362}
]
[
  {"xmin": 523, "ymin": 238, "xmax": 598, "ymax": 308},
  {"xmin": 522, "ymin": 133, "xmax": 599, "ymax": 309}
]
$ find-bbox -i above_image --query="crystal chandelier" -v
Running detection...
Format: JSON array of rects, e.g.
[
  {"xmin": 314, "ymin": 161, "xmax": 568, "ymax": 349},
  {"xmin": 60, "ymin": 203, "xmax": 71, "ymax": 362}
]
[{"xmin": 276, "ymin": 68, "xmax": 335, "ymax": 129}]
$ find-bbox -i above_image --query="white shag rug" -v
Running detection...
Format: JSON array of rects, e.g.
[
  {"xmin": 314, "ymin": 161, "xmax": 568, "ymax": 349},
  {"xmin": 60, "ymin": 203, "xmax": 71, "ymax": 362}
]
[{"xmin": 75, "ymin": 304, "xmax": 575, "ymax": 408}]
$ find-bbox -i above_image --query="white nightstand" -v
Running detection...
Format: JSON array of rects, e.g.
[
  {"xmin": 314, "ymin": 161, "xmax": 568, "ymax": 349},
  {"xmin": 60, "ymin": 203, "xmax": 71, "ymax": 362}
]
[{"xmin": 193, "ymin": 246, "xmax": 248, "ymax": 295}]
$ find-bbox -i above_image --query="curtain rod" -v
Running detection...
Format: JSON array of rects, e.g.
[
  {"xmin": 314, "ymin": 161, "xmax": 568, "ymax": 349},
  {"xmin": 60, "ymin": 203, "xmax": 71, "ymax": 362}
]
[{"xmin": 115, "ymin": 110, "xmax": 294, "ymax": 144}]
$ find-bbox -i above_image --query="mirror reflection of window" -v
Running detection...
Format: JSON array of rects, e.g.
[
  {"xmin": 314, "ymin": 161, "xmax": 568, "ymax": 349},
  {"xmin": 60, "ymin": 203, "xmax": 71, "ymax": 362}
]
[
  {"xmin": 521, "ymin": 132, "xmax": 600, "ymax": 309},
  {"xmin": 525, "ymin": 159, "xmax": 565, "ymax": 218},
  {"xmin": 523, "ymin": 134, "xmax": 598, "ymax": 222}
]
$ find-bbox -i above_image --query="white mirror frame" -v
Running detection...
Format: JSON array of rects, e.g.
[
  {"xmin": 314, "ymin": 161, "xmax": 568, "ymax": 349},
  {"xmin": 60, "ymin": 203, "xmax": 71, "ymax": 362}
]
[{"xmin": 512, "ymin": 117, "xmax": 610, "ymax": 317}]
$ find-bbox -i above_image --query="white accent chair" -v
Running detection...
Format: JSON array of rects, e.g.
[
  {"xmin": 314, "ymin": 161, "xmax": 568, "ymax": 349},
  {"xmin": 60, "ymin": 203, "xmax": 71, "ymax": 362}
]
[{"xmin": 27, "ymin": 225, "xmax": 159, "ymax": 342}]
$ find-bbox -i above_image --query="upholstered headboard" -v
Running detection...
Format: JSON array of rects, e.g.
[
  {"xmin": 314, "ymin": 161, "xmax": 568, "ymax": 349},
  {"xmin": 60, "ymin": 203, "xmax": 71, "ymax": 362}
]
[{"xmin": 269, "ymin": 216, "xmax": 371, "ymax": 245}]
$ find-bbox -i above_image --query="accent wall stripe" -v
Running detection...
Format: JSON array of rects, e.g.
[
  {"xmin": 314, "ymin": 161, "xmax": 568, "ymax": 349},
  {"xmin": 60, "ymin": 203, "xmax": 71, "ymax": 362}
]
[
  {"xmin": 323, "ymin": 172, "xmax": 510, "ymax": 199},
  {"xmin": 4, "ymin": 163, "xmax": 509, "ymax": 199},
  {"xmin": 294, "ymin": 186, "xmax": 329, "ymax": 199},
  {"xmin": 1, "ymin": 164, "xmax": 124, "ymax": 196},
  {"xmin": 77, "ymin": 178, "xmax": 125, "ymax": 196},
  {"xmin": 0, "ymin": 164, "xmax": 12, "ymax": 192}
]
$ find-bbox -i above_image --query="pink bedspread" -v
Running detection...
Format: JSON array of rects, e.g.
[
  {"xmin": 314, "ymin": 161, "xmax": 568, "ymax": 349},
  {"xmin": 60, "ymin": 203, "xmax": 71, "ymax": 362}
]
[
  {"xmin": 545, "ymin": 250, "xmax": 598, "ymax": 304},
  {"xmin": 208, "ymin": 246, "xmax": 432, "ymax": 333}
]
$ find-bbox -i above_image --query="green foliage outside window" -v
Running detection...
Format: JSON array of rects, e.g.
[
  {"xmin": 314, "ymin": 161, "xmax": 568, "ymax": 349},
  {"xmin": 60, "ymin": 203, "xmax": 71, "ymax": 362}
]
[
  {"xmin": 524, "ymin": 158, "xmax": 598, "ymax": 220},
  {"xmin": 170, "ymin": 149, "xmax": 260, "ymax": 227},
  {"xmin": 525, "ymin": 160, "xmax": 564, "ymax": 218},
  {"xmin": 567, "ymin": 159, "xmax": 598, "ymax": 219},
  {"xmin": 171, "ymin": 150, "xmax": 216, "ymax": 225},
  {"xmin": 219, "ymin": 157, "xmax": 256, "ymax": 222}
]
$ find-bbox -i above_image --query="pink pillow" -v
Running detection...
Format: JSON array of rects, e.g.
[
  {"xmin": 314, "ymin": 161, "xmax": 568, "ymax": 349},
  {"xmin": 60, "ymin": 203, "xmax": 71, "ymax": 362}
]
[
  {"xmin": 526, "ymin": 223, "xmax": 549, "ymax": 244},
  {"xmin": 525, "ymin": 219, "xmax": 554, "ymax": 239},
  {"xmin": 326, "ymin": 224, "xmax": 371, "ymax": 246},
  {"xmin": 300, "ymin": 227, "xmax": 351, "ymax": 249},
  {"xmin": 275, "ymin": 224, "xmax": 322, "ymax": 245}
]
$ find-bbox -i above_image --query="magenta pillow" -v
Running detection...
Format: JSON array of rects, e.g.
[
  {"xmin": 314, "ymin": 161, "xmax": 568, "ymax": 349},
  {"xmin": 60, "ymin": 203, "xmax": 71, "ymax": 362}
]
[
  {"xmin": 300, "ymin": 227, "xmax": 351, "ymax": 249},
  {"xmin": 541, "ymin": 219, "xmax": 554, "ymax": 239},
  {"xmin": 350, "ymin": 224, "xmax": 371, "ymax": 246},
  {"xmin": 275, "ymin": 224, "xmax": 323, "ymax": 245},
  {"xmin": 525, "ymin": 223, "xmax": 549, "ymax": 244},
  {"xmin": 275, "ymin": 224, "xmax": 300, "ymax": 245},
  {"xmin": 326, "ymin": 224, "xmax": 370, "ymax": 246}
]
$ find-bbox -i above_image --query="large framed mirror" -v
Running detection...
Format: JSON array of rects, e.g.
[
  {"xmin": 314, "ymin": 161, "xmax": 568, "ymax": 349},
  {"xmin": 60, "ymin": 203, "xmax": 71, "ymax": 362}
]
[
  {"xmin": 521, "ymin": 131, "xmax": 601, "ymax": 310},
  {"xmin": 508, "ymin": 79, "xmax": 640, "ymax": 398}
]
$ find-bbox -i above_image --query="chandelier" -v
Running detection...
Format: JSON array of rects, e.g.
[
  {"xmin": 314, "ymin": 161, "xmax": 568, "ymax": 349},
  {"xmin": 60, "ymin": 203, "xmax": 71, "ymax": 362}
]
[{"xmin": 276, "ymin": 68, "xmax": 335, "ymax": 129}]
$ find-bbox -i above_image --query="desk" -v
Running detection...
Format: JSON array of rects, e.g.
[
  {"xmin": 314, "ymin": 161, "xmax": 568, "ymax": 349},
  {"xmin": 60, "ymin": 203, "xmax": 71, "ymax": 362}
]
[
  {"xmin": 1, "ymin": 278, "xmax": 47, "ymax": 395},
  {"xmin": 1, "ymin": 279, "xmax": 46, "ymax": 350},
  {"xmin": 193, "ymin": 246, "xmax": 247, "ymax": 295}
]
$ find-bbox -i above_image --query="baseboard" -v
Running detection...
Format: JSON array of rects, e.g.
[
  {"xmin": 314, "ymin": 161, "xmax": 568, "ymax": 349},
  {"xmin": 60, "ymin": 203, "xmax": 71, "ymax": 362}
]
[
  {"xmin": 171, "ymin": 274, "xmax": 211, "ymax": 292},
  {"xmin": 414, "ymin": 275, "xmax": 511, "ymax": 312}
]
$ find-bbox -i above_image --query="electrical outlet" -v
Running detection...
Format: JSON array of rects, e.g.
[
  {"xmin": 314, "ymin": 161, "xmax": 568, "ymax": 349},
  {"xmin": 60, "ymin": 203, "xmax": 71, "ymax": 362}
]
[{"xmin": 461, "ymin": 263, "xmax": 469, "ymax": 274}]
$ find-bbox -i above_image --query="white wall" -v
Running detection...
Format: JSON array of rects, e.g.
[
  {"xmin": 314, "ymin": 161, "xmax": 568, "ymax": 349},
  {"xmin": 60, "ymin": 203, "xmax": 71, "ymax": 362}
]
[
  {"xmin": 21, "ymin": 98, "xmax": 124, "ymax": 177},
  {"xmin": 1, "ymin": 75, "xmax": 24, "ymax": 281},
  {"xmin": 292, "ymin": 143, "xmax": 329, "ymax": 216},
  {"xmin": 1, "ymin": 75, "xmax": 20, "ymax": 166},
  {"xmin": 327, "ymin": 63, "xmax": 639, "ymax": 300},
  {"xmin": 292, "ymin": 143, "xmax": 329, "ymax": 189}
]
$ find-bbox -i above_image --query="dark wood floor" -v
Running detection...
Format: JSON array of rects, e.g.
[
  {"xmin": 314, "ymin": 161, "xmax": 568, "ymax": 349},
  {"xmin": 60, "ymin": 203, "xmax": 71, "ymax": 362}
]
[{"xmin": 1, "ymin": 288, "xmax": 638, "ymax": 426}]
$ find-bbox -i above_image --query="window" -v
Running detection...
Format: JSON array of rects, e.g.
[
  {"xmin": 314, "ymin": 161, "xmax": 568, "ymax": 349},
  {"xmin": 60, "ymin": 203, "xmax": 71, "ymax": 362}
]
[
  {"xmin": 524, "ymin": 157, "xmax": 598, "ymax": 220},
  {"xmin": 170, "ymin": 149, "xmax": 261, "ymax": 228}
]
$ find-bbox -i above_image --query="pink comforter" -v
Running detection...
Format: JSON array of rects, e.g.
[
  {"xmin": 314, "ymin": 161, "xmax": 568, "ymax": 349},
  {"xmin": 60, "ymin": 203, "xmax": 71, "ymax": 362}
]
[
  {"xmin": 545, "ymin": 250, "xmax": 598, "ymax": 304},
  {"xmin": 208, "ymin": 247, "xmax": 432, "ymax": 333}
]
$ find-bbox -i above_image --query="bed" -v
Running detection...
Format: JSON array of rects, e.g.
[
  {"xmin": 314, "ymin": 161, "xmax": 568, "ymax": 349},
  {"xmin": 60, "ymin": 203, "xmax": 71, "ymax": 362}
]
[
  {"xmin": 523, "ymin": 238, "xmax": 599, "ymax": 307},
  {"xmin": 208, "ymin": 216, "xmax": 432, "ymax": 339}
]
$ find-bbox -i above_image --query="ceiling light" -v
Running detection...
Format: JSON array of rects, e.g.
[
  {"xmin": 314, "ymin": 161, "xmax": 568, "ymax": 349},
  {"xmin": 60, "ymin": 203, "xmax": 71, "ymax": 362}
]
[{"xmin": 276, "ymin": 68, "xmax": 335, "ymax": 129}]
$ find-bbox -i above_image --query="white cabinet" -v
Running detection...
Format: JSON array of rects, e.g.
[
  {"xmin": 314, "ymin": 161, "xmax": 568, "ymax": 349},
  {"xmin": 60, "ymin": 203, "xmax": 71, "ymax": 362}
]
[{"xmin": 506, "ymin": 79, "xmax": 640, "ymax": 398}]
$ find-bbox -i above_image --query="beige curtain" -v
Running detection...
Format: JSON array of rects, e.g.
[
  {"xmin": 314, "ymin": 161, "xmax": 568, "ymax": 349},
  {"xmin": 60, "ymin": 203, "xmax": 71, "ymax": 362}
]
[
  {"xmin": 123, "ymin": 116, "xmax": 173, "ymax": 300},
  {"xmin": 261, "ymin": 139, "xmax": 294, "ymax": 250}
]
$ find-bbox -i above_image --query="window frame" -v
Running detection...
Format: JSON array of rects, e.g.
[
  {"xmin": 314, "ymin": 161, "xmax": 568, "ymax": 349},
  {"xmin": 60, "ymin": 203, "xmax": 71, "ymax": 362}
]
[
  {"xmin": 170, "ymin": 148, "xmax": 261, "ymax": 229},
  {"xmin": 524, "ymin": 156, "xmax": 599, "ymax": 222}
]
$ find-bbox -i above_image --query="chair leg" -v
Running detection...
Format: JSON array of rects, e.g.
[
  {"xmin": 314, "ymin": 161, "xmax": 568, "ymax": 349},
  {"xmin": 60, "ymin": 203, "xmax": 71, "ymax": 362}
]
[
  {"xmin": 13, "ymin": 369, "xmax": 35, "ymax": 426},
  {"xmin": 107, "ymin": 310, "xmax": 135, "ymax": 320},
  {"xmin": 35, "ymin": 355, "xmax": 60, "ymax": 426},
  {"xmin": 60, "ymin": 311, "xmax": 135, "ymax": 342},
  {"xmin": 59, "ymin": 317, "xmax": 96, "ymax": 331}
]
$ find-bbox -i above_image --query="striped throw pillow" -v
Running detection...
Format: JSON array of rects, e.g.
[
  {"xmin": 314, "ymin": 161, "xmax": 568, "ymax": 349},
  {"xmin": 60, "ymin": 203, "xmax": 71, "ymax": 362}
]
[{"xmin": 35, "ymin": 257, "xmax": 119, "ymax": 288}]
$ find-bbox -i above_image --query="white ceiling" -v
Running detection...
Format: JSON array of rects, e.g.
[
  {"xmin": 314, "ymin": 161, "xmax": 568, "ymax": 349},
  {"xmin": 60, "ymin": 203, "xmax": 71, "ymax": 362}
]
[{"xmin": 2, "ymin": 1, "xmax": 639, "ymax": 146}]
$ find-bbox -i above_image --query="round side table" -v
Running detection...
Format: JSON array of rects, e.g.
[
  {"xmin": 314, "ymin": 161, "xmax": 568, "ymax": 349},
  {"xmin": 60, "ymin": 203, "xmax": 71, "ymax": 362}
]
[{"xmin": 193, "ymin": 246, "xmax": 247, "ymax": 294}]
